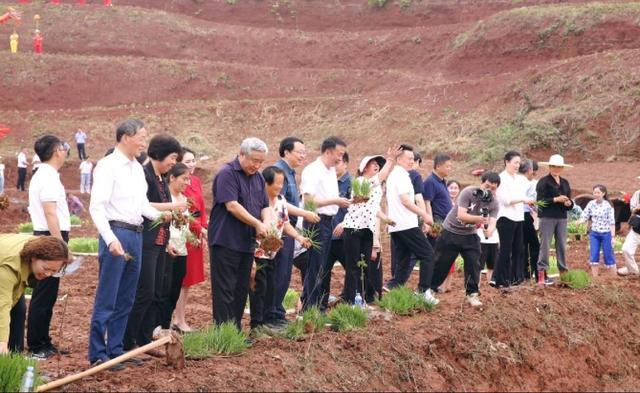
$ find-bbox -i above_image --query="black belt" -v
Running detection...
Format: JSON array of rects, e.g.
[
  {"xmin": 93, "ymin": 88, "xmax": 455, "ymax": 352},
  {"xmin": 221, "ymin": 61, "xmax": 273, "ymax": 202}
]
[{"xmin": 109, "ymin": 220, "xmax": 143, "ymax": 233}]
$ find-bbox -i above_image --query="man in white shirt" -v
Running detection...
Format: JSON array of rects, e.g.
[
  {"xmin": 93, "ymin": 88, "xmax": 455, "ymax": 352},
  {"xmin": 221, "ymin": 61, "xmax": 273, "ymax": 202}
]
[
  {"xmin": 384, "ymin": 145, "xmax": 439, "ymax": 305},
  {"xmin": 0, "ymin": 156, "xmax": 5, "ymax": 195},
  {"xmin": 75, "ymin": 128, "xmax": 88, "ymax": 160},
  {"xmin": 27, "ymin": 134, "xmax": 71, "ymax": 359},
  {"xmin": 31, "ymin": 153, "xmax": 41, "ymax": 176},
  {"xmin": 299, "ymin": 136, "xmax": 350, "ymax": 310},
  {"xmin": 16, "ymin": 147, "xmax": 28, "ymax": 191},
  {"xmin": 79, "ymin": 157, "xmax": 93, "ymax": 194},
  {"xmin": 88, "ymin": 119, "xmax": 167, "ymax": 369}
]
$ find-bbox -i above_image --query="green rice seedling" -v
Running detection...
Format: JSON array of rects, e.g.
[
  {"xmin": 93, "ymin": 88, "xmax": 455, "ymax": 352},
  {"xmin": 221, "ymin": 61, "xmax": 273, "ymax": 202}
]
[
  {"xmin": 70, "ymin": 215, "xmax": 82, "ymax": 226},
  {"xmin": 282, "ymin": 289, "xmax": 299, "ymax": 310},
  {"xmin": 559, "ymin": 269, "xmax": 591, "ymax": 290},
  {"xmin": 298, "ymin": 227, "xmax": 322, "ymax": 251},
  {"xmin": 0, "ymin": 353, "xmax": 39, "ymax": 392},
  {"xmin": 328, "ymin": 304, "xmax": 368, "ymax": 332},
  {"xmin": 283, "ymin": 319, "xmax": 305, "ymax": 341},
  {"xmin": 301, "ymin": 306, "xmax": 328, "ymax": 333},
  {"xmin": 567, "ymin": 220, "xmax": 587, "ymax": 235},
  {"xmin": 454, "ymin": 256, "xmax": 464, "ymax": 272},
  {"xmin": 68, "ymin": 237, "xmax": 99, "ymax": 253},
  {"xmin": 17, "ymin": 222, "xmax": 33, "ymax": 233},
  {"xmin": 534, "ymin": 200, "xmax": 549, "ymax": 210},
  {"xmin": 548, "ymin": 255, "xmax": 559, "ymax": 276},
  {"xmin": 303, "ymin": 198, "xmax": 318, "ymax": 213},
  {"xmin": 376, "ymin": 286, "xmax": 435, "ymax": 316},
  {"xmin": 351, "ymin": 177, "xmax": 372, "ymax": 203},
  {"xmin": 182, "ymin": 322, "xmax": 248, "ymax": 358},
  {"xmin": 614, "ymin": 236, "xmax": 624, "ymax": 253}
]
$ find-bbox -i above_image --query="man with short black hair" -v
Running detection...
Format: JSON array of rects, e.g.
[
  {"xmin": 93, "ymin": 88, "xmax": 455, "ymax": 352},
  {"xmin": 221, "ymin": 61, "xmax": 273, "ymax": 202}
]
[
  {"xmin": 27, "ymin": 134, "xmax": 70, "ymax": 359},
  {"xmin": 384, "ymin": 145, "xmax": 438, "ymax": 305},
  {"xmin": 75, "ymin": 128, "xmax": 87, "ymax": 160},
  {"xmin": 300, "ymin": 136, "xmax": 350, "ymax": 310},
  {"xmin": 430, "ymin": 172, "xmax": 500, "ymax": 307}
]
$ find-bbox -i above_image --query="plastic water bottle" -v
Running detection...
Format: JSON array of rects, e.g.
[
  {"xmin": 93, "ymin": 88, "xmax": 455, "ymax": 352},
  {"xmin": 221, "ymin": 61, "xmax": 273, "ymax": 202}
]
[
  {"xmin": 354, "ymin": 292, "xmax": 364, "ymax": 309},
  {"xmin": 20, "ymin": 366, "xmax": 35, "ymax": 393}
]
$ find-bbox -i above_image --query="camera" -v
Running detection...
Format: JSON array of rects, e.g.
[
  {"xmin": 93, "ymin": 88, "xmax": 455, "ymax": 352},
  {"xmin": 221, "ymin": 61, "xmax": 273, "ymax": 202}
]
[{"xmin": 472, "ymin": 187, "xmax": 493, "ymax": 203}]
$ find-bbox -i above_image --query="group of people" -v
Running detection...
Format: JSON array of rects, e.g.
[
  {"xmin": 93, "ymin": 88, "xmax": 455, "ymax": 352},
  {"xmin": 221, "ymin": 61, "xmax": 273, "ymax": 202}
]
[{"xmin": 1, "ymin": 118, "xmax": 640, "ymax": 370}]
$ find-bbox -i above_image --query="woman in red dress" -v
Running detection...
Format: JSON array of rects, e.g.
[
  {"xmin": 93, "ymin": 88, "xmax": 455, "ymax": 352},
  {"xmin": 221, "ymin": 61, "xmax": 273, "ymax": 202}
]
[{"xmin": 173, "ymin": 148, "xmax": 207, "ymax": 332}]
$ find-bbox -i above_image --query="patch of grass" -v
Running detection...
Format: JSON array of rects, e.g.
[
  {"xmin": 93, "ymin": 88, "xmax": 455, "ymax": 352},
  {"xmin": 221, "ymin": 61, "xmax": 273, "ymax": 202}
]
[
  {"xmin": 68, "ymin": 237, "xmax": 99, "ymax": 253},
  {"xmin": 283, "ymin": 289, "xmax": 299, "ymax": 310},
  {"xmin": 328, "ymin": 304, "xmax": 367, "ymax": 332},
  {"xmin": 283, "ymin": 306, "xmax": 328, "ymax": 340},
  {"xmin": 70, "ymin": 215, "xmax": 82, "ymax": 226},
  {"xmin": 455, "ymin": 256, "xmax": 464, "ymax": 272},
  {"xmin": 17, "ymin": 222, "xmax": 33, "ymax": 233},
  {"xmin": 398, "ymin": 0, "xmax": 411, "ymax": 9},
  {"xmin": 548, "ymin": 255, "xmax": 559, "ymax": 276},
  {"xmin": 283, "ymin": 319, "xmax": 305, "ymax": 340},
  {"xmin": 0, "ymin": 354, "xmax": 39, "ymax": 392},
  {"xmin": 614, "ymin": 236, "xmax": 624, "ymax": 253},
  {"xmin": 183, "ymin": 322, "xmax": 248, "ymax": 358},
  {"xmin": 303, "ymin": 198, "xmax": 318, "ymax": 213},
  {"xmin": 377, "ymin": 286, "xmax": 435, "ymax": 316},
  {"xmin": 567, "ymin": 220, "xmax": 588, "ymax": 235},
  {"xmin": 368, "ymin": 0, "xmax": 387, "ymax": 8},
  {"xmin": 560, "ymin": 269, "xmax": 591, "ymax": 289}
]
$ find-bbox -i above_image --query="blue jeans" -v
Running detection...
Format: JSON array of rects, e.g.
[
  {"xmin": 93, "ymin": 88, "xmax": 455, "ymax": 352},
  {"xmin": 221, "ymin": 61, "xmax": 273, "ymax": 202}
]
[
  {"xmin": 589, "ymin": 231, "xmax": 615, "ymax": 266},
  {"xmin": 88, "ymin": 227, "xmax": 142, "ymax": 362},
  {"xmin": 265, "ymin": 236, "xmax": 294, "ymax": 322}
]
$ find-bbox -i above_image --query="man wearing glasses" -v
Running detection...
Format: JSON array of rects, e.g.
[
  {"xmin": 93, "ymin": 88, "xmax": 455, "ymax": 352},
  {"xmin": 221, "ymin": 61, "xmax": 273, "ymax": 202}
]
[{"xmin": 26, "ymin": 135, "xmax": 71, "ymax": 359}]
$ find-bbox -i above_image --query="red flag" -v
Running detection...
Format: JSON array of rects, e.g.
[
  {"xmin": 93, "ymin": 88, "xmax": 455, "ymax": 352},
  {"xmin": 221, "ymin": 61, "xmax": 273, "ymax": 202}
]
[{"xmin": 0, "ymin": 125, "xmax": 10, "ymax": 139}]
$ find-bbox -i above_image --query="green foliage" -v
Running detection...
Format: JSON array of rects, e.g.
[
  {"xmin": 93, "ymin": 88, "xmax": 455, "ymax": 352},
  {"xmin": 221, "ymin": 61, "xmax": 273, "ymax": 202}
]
[
  {"xmin": 567, "ymin": 220, "xmax": 587, "ymax": 235},
  {"xmin": 282, "ymin": 289, "xmax": 299, "ymax": 310},
  {"xmin": 328, "ymin": 304, "xmax": 368, "ymax": 332},
  {"xmin": 283, "ymin": 307, "xmax": 328, "ymax": 340},
  {"xmin": 368, "ymin": 0, "xmax": 387, "ymax": 8},
  {"xmin": 376, "ymin": 286, "xmax": 436, "ymax": 316},
  {"xmin": 398, "ymin": 0, "xmax": 412, "ymax": 9},
  {"xmin": 183, "ymin": 322, "xmax": 248, "ymax": 358},
  {"xmin": 283, "ymin": 319, "xmax": 305, "ymax": 341},
  {"xmin": 70, "ymin": 215, "xmax": 82, "ymax": 226},
  {"xmin": 68, "ymin": 237, "xmax": 99, "ymax": 253},
  {"xmin": 548, "ymin": 255, "xmax": 559, "ymax": 276},
  {"xmin": 0, "ymin": 354, "xmax": 39, "ymax": 392},
  {"xmin": 351, "ymin": 177, "xmax": 373, "ymax": 201},
  {"xmin": 17, "ymin": 222, "xmax": 33, "ymax": 233},
  {"xmin": 455, "ymin": 257, "xmax": 464, "ymax": 273},
  {"xmin": 303, "ymin": 198, "xmax": 318, "ymax": 213},
  {"xmin": 298, "ymin": 226, "xmax": 322, "ymax": 251},
  {"xmin": 560, "ymin": 269, "xmax": 591, "ymax": 289},
  {"xmin": 614, "ymin": 236, "xmax": 624, "ymax": 253}
]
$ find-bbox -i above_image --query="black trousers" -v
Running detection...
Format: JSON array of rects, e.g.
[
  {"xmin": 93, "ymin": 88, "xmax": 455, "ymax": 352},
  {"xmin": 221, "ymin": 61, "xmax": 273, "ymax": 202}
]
[
  {"xmin": 522, "ymin": 212, "xmax": 540, "ymax": 280},
  {"xmin": 293, "ymin": 250, "xmax": 309, "ymax": 285},
  {"xmin": 320, "ymin": 238, "xmax": 347, "ymax": 307},
  {"xmin": 158, "ymin": 254, "xmax": 187, "ymax": 329},
  {"xmin": 210, "ymin": 245, "xmax": 253, "ymax": 330},
  {"xmin": 343, "ymin": 228, "xmax": 373, "ymax": 303},
  {"xmin": 124, "ymin": 244, "xmax": 166, "ymax": 349},
  {"xmin": 386, "ymin": 227, "xmax": 434, "ymax": 291},
  {"xmin": 431, "ymin": 230, "xmax": 482, "ymax": 295},
  {"xmin": 17, "ymin": 167, "xmax": 26, "ymax": 191},
  {"xmin": 365, "ymin": 251, "xmax": 382, "ymax": 303},
  {"xmin": 494, "ymin": 217, "xmax": 524, "ymax": 287},
  {"xmin": 27, "ymin": 230, "xmax": 69, "ymax": 352},
  {"xmin": 77, "ymin": 143, "xmax": 86, "ymax": 160},
  {"xmin": 249, "ymin": 258, "xmax": 276, "ymax": 328},
  {"xmin": 9, "ymin": 296, "xmax": 26, "ymax": 352},
  {"xmin": 301, "ymin": 216, "xmax": 333, "ymax": 310}
]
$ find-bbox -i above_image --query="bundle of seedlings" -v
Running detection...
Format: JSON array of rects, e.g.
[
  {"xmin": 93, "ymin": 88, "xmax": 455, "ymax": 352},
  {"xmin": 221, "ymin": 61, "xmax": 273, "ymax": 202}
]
[
  {"xmin": 429, "ymin": 221, "xmax": 444, "ymax": 237},
  {"xmin": 17, "ymin": 222, "xmax": 33, "ymax": 234},
  {"xmin": 559, "ymin": 269, "xmax": 591, "ymax": 290},
  {"xmin": 377, "ymin": 286, "xmax": 436, "ymax": 316},
  {"xmin": 150, "ymin": 210, "xmax": 195, "ymax": 230},
  {"xmin": 182, "ymin": 322, "xmax": 248, "ymax": 359},
  {"xmin": 68, "ymin": 237, "xmax": 99, "ymax": 254},
  {"xmin": 0, "ymin": 353, "xmax": 39, "ymax": 392},
  {"xmin": 303, "ymin": 198, "xmax": 318, "ymax": 213},
  {"xmin": 351, "ymin": 177, "xmax": 373, "ymax": 204},
  {"xmin": 328, "ymin": 303, "xmax": 368, "ymax": 332},
  {"xmin": 257, "ymin": 226, "xmax": 284, "ymax": 254},
  {"xmin": 298, "ymin": 226, "xmax": 322, "ymax": 251},
  {"xmin": 0, "ymin": 194, "xmax": 9, "ymax": 210},
  {"xmin": 283, "ymin": 306, "xmax": 328, "ymax": 340}
]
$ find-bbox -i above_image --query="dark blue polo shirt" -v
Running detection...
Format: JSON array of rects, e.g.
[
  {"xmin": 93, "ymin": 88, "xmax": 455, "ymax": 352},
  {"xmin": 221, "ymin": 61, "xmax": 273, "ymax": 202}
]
[
  {"xmin": 422, "ymin": 173, "xmax": 453, "ymax": 221},
  {"xmin": 208, "ymin": 157, "xmax": 269, "ymax": 253},
  {"xmin": 331, "ymin": 171, "xmax": 352, "ymax": 240},
  {"xmin": 274, "ymin": 158, "xmax": 300, "ymax": 225},
  {"xmin": 408, "ymin": 169, "xmax": 423, "ymax": 195}
]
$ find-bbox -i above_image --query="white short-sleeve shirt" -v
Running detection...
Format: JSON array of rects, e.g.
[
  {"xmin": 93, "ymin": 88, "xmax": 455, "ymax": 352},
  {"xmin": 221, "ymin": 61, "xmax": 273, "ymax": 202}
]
[
  {"xmin": 300, "ymin": 157, "xmax": 339, "ymax": 216},
  {"xmin": 79, "ymin": 160, "xmax": 93, "ymax": 174},
  {"xmin": 28, "ymin": 163, "xmax": 71, "ymax": 231},
  {"xmin": 386, "ymin": 166, "xmax": 418, "ymax": 233}
]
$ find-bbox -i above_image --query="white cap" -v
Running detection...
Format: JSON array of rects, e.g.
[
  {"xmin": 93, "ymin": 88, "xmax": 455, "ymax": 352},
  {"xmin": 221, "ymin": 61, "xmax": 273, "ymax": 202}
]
[
  {"xmin": 539, "ymin": 154, "xmax": 573, "ymax": 168},
  {"xmin": 358, "ymin": 155, "xmax": 386, "ymax": 174}
]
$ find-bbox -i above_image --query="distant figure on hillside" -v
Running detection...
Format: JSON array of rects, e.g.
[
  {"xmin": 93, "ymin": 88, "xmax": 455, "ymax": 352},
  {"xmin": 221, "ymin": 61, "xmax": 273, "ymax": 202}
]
[
  {"xmin": 33, "ymin": 30, "xmax": 43, "ymax": 54},
  {"xmin": 10, "ymin": 32, "xmax": 18, "ymax": 54},
  {"xmin": 79, "ymin": 157, "xmax": 93, "ymax": 194},
  {"xmin": 16, "ymin": 147, "xmax": 28, "ymax": 191},
  {"xmin": 75, "ymin": 128, "xmax": 88, "ymax": 160},
  {"xmin": 67, "ymin": 193, "xmax": 84, "ymax": 216},
  {"xmin": 62, "ymin": 141, "xmax": 71, "ymax": 157},
  {"xmin": 0, "ymin": 156, "xmax": 5, "ymax": 194}
]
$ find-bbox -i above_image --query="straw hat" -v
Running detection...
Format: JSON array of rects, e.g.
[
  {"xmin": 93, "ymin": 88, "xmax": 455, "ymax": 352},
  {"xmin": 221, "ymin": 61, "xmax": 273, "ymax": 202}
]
[
  {"xmin": 539, "ymin": 154, "xmax": 573, "ymax": 168},
  {"xmin": 358, "ymin": 155, "xmax": 386, "ymax": 174}
]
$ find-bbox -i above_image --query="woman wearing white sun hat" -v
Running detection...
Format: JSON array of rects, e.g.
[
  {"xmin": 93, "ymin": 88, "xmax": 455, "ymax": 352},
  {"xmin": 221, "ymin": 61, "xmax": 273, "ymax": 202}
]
[
  {"xmin": 535, "ymin": 154, "xmax": 574, "ymax": 285},
  {"xmin": 618, "ymin": 176, "xmax": 640, "ymax": 276}
]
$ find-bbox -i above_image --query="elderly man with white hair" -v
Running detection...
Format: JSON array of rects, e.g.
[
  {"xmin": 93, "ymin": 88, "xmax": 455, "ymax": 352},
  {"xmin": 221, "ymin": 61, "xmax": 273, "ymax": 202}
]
[{"xmin": 208, "ymin": 137, "xmax": 271, "ymax": 329}]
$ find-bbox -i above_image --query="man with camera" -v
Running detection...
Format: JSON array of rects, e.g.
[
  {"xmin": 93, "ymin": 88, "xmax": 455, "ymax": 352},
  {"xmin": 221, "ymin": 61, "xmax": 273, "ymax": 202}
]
[{"xmin": 430, "ymin": 172, "xmax": 501, "ymax": 307}]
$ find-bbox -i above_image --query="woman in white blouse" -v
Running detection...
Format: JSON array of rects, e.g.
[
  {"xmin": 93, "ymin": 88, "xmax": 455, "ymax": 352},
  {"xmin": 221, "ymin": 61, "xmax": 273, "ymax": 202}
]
[
  {"xmin": 493, "ymin": 151, "xmax": 535, "ymax": 288},
  {"xmin": 333, "ymin": 146, "xmax": 397, "ymax": 304}
]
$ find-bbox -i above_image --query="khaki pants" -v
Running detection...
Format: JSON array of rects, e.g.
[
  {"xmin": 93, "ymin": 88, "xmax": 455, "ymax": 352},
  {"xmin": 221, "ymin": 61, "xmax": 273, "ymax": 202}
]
[{"xmin": 622, "ymin": 230, "xmax": 640, "ymax": 274}]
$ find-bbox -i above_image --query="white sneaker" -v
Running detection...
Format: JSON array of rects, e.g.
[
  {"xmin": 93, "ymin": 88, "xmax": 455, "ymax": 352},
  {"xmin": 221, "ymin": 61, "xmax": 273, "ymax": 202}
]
[
  {"xmin": 466, "ymin": 293, "xmax": 483, "ymax": 308},
  {"xmin": 423, "ymin": 289, "xmax": 440, "ymax": 306},
  {"xmin": 617, "ymin": 267, "xmax": 639, "ymax": 276}
]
